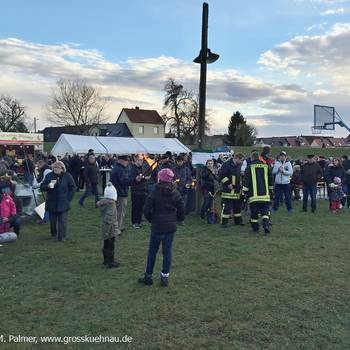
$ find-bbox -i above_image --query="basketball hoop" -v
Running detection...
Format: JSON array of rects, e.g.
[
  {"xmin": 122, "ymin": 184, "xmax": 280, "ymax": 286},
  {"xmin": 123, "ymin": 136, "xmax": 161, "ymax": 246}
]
[{"xmin": 311, "ymin": 126, "xmax": 322, "ymax": 135}]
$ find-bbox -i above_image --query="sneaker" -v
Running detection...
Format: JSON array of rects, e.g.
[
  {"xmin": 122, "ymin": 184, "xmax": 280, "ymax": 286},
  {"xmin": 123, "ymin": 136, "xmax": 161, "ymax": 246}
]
[
  {"xmin": 132, "ymin": 224, "xmax": 141, "ymax": 229},
  {"xmin": 138, "ymin": 274, "xmax": 153, "ymax": 286},
  {"xmin": 160, "ymin": 274, "xmax": 169, "ymax": 287},
  {"xmin": 177, "ymin": 221, "xmax": 185, "ymax": 226}
]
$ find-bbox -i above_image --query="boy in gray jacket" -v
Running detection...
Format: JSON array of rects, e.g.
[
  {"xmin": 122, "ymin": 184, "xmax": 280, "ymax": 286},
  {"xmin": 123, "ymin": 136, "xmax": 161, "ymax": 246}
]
[{"xmin": 96, "ymin": 183, "xmax": 119, "ymax": 268}]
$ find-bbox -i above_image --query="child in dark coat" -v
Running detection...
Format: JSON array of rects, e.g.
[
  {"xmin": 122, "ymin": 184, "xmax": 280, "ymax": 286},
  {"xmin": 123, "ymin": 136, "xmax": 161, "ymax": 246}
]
[
  {"xmin": 96, "ymin": 183, "xmax": 119, "ymax": 268},
  {"xmin": 138, "ymin": 168, "xmax": 184, "ymax": 287}
]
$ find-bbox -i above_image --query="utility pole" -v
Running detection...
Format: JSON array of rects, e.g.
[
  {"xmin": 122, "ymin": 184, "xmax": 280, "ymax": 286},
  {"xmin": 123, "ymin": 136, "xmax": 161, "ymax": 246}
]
[
  {"xmin": 193, "ymin": 2, "xmax": 219, "ymax": 214},
  {"xmin": 34, "ymin": 117, "xmax": 37, "ymax": 133},
  {"xmin": 194, "ymin": 2, "xmax": 219, "ymax": 149}
]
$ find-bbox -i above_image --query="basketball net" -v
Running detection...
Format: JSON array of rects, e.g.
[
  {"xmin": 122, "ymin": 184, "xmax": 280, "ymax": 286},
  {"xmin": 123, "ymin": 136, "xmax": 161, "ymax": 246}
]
[{"xmin": 311, "ymin": 126, "xmax": 322, "ymax": 135}]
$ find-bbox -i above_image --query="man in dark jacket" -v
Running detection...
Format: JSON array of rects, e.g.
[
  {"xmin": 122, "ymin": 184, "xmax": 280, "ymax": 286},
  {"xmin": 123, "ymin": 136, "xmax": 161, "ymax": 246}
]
[
  {"xmin": 173, "ymin": 155, "xmax": 192, "ymax": 219},
  {"xmin": 130, "ymin": 154, "xmax": 150, "ymax": 228},
  {"xmin": 69, "ymin": 153, "xmax": 82, "ymax": 191},
  {"xmin": 324, "ymin": 158, "xmax": 345, "ymax": 207},
  {"xmin": 342, "ymin": 155, "xmax": 350, "ymax": 208},
  {"xmin": 79, "ymin": 155, "xmax": 99, "ymax": 207},
  {"xmin": 301, "ymin": 155, "xmax": 322, "ymax": 212},
  {"xmin": 111, "ymin": 155, "xmax": 141, "ymax": 235},
  {"xmin": 23, "ymin": 154, "xmax": 35, "ymax": 186},
  {"xmin": 138, "ymin": 168, "xmax": 184, "ymax": 287},
  {"xmin": 199, "ymin": 159, "xmax": 217, "ymax": 219}
]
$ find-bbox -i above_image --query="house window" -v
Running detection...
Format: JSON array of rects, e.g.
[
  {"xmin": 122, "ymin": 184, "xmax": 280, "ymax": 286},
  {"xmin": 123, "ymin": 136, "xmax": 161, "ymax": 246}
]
[
  {"xmin": 138, "ymin": 126, "xmax": 144, "ymax": 134},
  {"xmin": 153, "ymin": 127, "xmax": 159, "ymax": 135}
]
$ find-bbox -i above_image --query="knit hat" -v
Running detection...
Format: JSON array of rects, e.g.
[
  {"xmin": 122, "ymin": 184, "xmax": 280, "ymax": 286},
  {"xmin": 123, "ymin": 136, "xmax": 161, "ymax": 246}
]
[
  {"xmin": 334, "ymin": 177, "xmax": 341, "ymax": 184},
  {"xmin": 158, "ymin": 168, "xmax": 174, "ymax": 183},
  {"xmin": 103, "ymin": 182, "xmax": 117, "ymax": 201}
]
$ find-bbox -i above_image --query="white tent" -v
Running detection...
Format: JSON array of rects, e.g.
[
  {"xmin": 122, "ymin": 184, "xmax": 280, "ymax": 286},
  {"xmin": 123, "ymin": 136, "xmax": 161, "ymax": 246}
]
[
  {"xmin": 134, "ymin": 138, "xmax": 190, "ymax": 154},
  {"xmin": 51, "ymin": 134, "xmax": 190, "ymax": 156},
  {"xmin": 96, "ymin": 136, "xmax": 146, "ymax": 154},
  {"xmin": 51, "ymin": 134, "xmax": 107, "ymax": 156}
]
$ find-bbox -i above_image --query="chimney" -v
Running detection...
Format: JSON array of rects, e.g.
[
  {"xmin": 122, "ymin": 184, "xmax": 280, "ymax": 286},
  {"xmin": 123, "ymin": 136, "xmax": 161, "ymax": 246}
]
[{"xmin": 135, "ymin": 106, "xmax": 139, "ymax": 110}]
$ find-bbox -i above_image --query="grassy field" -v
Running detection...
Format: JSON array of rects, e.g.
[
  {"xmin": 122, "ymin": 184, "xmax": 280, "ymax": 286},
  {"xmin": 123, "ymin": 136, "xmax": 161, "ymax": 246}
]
[{"xmin": 1, "ymin": 193, "xmax": 350, "ymax": 350}]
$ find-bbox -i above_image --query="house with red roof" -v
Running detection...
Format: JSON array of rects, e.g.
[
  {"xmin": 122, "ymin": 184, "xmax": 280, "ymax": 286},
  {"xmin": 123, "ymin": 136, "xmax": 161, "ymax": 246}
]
[{"xmin": 116, "ymin": 107, "xmax": 165, "ymax": 138}]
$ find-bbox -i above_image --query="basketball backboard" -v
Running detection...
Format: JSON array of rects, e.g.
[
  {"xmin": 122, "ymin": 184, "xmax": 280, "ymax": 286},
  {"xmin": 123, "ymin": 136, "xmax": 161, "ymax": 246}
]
[{"xmin": 314, "ymin": 105, "xmax": 335, "ymax": 130}]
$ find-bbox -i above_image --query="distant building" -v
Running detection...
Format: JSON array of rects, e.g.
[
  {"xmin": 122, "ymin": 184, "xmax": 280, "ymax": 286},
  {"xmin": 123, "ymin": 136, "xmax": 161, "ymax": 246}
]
[
  {"xmin": 116, "ymin": 107, "xmax": 165, "ymax": 138},
  {"xmin": 254, "ymin": 135, "xmax": 349, "ymax": 148},
  {"xmin": 42, "ymin": 123, "xmax": 131, "ymax": 143}
]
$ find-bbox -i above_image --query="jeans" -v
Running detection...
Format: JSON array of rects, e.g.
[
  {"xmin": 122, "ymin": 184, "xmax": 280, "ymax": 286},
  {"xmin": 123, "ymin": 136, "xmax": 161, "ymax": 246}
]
[
  {"xmin": 79, "ymin": 183, "xmax": 99, "ymax": 205},
  {"xmin": 302, "ymin": 185, "xmax": 317, "ymax": 211},
  {"xmin": 273, "ymin": 183, "xmax": 292, "ymax": 211},
  {"xmin": 145, "ymin": 232, "xmax": 175, "ymax": 275}
]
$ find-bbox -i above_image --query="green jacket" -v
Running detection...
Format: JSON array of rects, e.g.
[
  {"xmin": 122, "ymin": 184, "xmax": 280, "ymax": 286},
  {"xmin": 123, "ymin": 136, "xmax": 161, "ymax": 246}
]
[{"xmin": 99, "ymin": 199, "xmax": 117, "ymax": 240}]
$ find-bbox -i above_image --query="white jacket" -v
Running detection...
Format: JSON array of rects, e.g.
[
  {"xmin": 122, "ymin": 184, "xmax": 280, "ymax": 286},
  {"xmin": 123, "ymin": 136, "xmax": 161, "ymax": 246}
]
[{"xmin": 272, "ymin": 160, "xmax": 293, "ymax": 184}]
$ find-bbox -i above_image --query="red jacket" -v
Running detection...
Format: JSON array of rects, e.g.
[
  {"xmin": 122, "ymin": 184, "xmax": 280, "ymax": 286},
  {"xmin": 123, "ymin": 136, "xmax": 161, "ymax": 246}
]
[{"xmin": 0, "ymin": 193, "xmax": 17, "ymax": 233}]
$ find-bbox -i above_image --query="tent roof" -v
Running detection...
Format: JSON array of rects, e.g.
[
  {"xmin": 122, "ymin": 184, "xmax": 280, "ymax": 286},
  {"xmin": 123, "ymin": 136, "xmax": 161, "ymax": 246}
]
[
  {"xmin": 51, "ymin": 134, "xmax": 107, "ymax": 156},
  {"xmin": 134, "ymin": 138, "xmax": 190, "ymax": 154},
  {"xmin": 51, "ymin": 134, "xmax": 190, "ymax": 156}
]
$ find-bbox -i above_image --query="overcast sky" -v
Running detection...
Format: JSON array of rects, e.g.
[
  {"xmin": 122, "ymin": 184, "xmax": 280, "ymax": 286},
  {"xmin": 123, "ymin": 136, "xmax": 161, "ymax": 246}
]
[{"xmin": 1, "ymin": 0, "xmax": 350, "ymax": 137}]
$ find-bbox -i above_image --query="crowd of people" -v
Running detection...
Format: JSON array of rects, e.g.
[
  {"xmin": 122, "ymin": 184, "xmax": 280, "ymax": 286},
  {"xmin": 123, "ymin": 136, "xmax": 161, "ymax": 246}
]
[{"xmin": 1, "ymin": 145, "xmax": 350, "ymax": 287}]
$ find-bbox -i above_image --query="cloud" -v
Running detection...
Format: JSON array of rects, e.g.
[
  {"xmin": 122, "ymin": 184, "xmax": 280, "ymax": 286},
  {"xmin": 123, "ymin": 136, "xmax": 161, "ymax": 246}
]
[
  {"xmin": 1, "ymin": 36, "xmax": 350, "ymax": 137},
  {"xmin": 321, "ymin": 7, "xmax": 346, "ymax": 15},
  {"xmin": 306, "ymin": 22, "xmax": 328, "ymax": 31},
  {"xmin": 258, "ymin": 23, "xmax": 350, "ymax": 90}
]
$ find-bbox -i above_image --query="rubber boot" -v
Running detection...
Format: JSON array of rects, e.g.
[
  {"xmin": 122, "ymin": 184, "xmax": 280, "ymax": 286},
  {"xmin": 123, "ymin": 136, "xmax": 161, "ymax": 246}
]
[
  {"xmin": 251, "ymin": 222, "xmax": 259, "ymax": 233},
  {"xmin": 234, "ymin": 216, "xmax": 244, "ymax": 226},
  {"xmin": 263, "ymin": 218, "xmax": 271, "ymax": 235}
]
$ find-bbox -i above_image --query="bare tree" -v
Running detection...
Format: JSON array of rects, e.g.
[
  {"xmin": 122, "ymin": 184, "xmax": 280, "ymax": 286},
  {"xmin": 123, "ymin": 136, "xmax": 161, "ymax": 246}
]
[
  {"xmin": 47, "ymin": 79, "xmax": 107, "ymax": 127},
  {"xmin": 0, "ymin": 95, "xmax": 28, "ymax": 132},
  {"xmin": 163, "ymin": 78, "xmax": 211, "ymax": 141}
]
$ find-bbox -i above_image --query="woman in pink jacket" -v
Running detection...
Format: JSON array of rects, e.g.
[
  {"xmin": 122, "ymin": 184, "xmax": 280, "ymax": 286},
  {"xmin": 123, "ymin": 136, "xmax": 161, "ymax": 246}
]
[{"xmin": 0, "ymin": 180, "xmax": 21, "ymax": 235}]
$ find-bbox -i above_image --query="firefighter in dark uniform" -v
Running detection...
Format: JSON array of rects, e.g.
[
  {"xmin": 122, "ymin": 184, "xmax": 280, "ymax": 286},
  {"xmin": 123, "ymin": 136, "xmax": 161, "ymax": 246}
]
[
  {"xmin": 217, "ymin": 153, "xmax": 245, "ymax": 228},
  {"xmin": 242, "ymin": 151, "xmax": 274, "ymax": 234}
]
